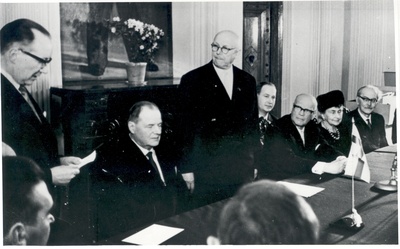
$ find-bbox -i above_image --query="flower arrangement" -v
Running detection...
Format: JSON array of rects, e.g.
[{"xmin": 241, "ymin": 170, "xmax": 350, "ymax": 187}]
[{"xmin": 107, "ymin": 17, "xmax": 164, "ymax": 64}]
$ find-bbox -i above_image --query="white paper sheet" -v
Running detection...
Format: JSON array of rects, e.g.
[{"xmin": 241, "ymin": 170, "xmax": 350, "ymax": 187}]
[
  {"xmin": 277, "ymin": 181, "xmax": 324, "ymax": 198},
  {"xmin": 76, "ymin": 150, "xmax": 96, "ymax": 168},
  {"xmin": 122, "ymin": 224, "xmax": 184, "ymax": 245}
]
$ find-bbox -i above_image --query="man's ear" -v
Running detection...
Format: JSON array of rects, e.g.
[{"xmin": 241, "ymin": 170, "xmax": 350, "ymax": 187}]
[
  {"xmin": 206, "ymin": 235, "xmax": 221, "ymax": 245},
  {"xmin": 128, "ymin": 121, "xmax": 136, "ymax": 134},
  {"xmin": 7, "ymin": 48, "xmax": 20, "ymax": 64},
  {"xmin": 6, "ymin": 222, "xmax": 28, "ymax": 245}
]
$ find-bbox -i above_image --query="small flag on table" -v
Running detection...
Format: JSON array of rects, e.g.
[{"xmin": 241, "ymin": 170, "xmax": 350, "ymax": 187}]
[{"xmin": 344, "ymin": 118, "xmax": 370, "ymax": 183}]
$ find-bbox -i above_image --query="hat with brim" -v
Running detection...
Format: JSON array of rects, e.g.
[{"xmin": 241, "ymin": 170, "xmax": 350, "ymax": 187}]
[{"xmin": 317, "ymin": 90, "xmax": 345, "ymax": 113}]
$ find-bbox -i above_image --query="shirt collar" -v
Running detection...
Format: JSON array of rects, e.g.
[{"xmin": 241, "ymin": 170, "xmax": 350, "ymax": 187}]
[
  {"xmin": 357, "ymin": 108, "xmax": 371, "ymax": 122},
  {"xmin": 213, "ymin": 64, "xmax": 233, "ymax": 75},
  {"xmin": 129, "ymin": 134, "xmax": 154, "ymax": 156}
]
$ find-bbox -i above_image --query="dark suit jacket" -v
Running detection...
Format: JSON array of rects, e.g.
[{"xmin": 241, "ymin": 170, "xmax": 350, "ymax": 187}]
[
  {"xmin": 92, "ymin": 134, "xmax": 187, "ymax": 239},
  {"xmin": 349, "ymin": 109, "xmax": 388, "ymax": 153},
  {"xmin": 258, "ymin": 115, "xmax": 342, "ymax": 180},
  {"xmin": 178, "ymin": 61, "xmax": 258, "ymax": 186},
  {"xmin": 318, "ymin": 121, "xmax": 352, "ymax": 156},
  {"xmin": 1, "ymin": 74, "xmax": 58, "ymax": 185}
]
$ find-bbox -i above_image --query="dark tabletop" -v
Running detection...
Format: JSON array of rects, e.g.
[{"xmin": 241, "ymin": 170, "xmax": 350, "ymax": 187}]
[{"xmin": 101, "ymin": 145, "xmax": 398, "ymax": 245}]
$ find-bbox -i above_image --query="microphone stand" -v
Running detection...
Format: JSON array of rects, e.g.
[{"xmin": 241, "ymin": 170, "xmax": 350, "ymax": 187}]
[{"xmin": 374, "ymin": 154, "xmax": 397, "ymax": 192}]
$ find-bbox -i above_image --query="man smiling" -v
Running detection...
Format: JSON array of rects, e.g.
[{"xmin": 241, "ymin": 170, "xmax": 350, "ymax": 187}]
[
  {"xmin": 258, "ymin": 93, "xmax": 346, "ymax": 180},
  {"xmin": 350, "ymin": 85, "xmax": 388, "ymax": 153}
]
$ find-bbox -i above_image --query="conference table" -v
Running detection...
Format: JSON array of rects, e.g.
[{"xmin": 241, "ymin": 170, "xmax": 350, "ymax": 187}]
[{"xmin": 102, "ymin": 145, "xmax": 398, "ymax": 245}]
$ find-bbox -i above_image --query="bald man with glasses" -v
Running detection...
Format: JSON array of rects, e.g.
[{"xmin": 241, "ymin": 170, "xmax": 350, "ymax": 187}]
[
  {"xmin": 349, "ymin": 85, "xmax": 388, "ymax": 153},
  {"xmin": 178, "ymin": 30, "xmax": 258, "ymax": 207},
  {"xmin": 1, "ymin": 19, "xmax": 82, "ymax": 200},
  {"xmin": 257, "ymin": 93, "xmax": 346, "ymax": 180}
]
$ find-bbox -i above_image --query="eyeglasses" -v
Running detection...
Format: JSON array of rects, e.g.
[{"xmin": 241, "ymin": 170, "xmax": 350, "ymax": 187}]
[
  {"xmin": 19, "ymin": 49, "xmax": 52, "ymax": 65},
  {"xmin": 293, "ymin": 105, "xmax": 314, "ymax": 115},
  {"xmin": 211, "ymin": 43, "xmax": 235, "ymax": 54},
  {"xmin": 357, "ymin": 95, "xmax": 378, "ymax": 104}
]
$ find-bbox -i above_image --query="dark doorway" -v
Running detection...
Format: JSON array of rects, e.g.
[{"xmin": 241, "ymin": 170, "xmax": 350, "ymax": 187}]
[{"xmin": 243, "ymin": 1, "xmax": 283, "ymax": 117}]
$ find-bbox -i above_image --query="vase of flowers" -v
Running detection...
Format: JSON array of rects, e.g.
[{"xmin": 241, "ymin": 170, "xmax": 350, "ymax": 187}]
[{"xmin": 107, "ymin": 17, "xmax": 164, "ymax": 84}]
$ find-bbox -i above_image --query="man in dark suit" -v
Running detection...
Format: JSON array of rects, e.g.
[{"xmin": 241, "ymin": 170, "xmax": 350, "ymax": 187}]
[
  {"xmin": 258, "ymin": 94, "xmax": 346, "ymax": 180},
  {"xmin": 178, "ymin": 30, "xmax": 258, "ymax": 206},
  {"xmin": 93, "ymin": 101, "xmax": 187, "ymax": 240},
  {"xmin": 349, "ymin": 85, "xmax": 388, "ymax": 153},
  {"xmin": 257, "ymin": 81, "xmax": 278, "ymax": 146},
  {"xmin": 1, "ymin": 19, "xmax": 81, "ymax": 192}
]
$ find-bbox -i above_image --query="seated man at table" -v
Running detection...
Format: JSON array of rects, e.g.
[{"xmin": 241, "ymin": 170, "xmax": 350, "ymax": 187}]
[
  {"xmin": 257, "ymin": 93, "xmax": 347, "ymax": 180},
  {"xmin": 93, "ymin": 101, "xmax": 187, "ymax": 240},
  {"xmin": 3, "ymin": 156, "xmax": 55, "ymax": 245},
  {"xmin": 207, "ymin": 180, "xmax": 320, "ymax": 244},
  {"xmin": 349, "ymin": 85, "xmax": 388, "ymax": 153}
]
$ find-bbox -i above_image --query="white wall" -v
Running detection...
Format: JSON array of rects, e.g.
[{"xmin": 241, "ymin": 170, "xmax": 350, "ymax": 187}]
[
  {"xmin": 281, "ymin": 0, "xmax": 396, "ymax": 115},
  {"xmin": 172, "ymin": 2, "xmax": 243, "ymax": 78}
]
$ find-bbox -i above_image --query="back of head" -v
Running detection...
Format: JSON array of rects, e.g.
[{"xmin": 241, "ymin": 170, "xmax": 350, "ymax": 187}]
[
  {"xmin": 217, "ymin": 180, "xmax": 320, "ymax": 244},
  {"xmin": 2, "ymin": 156, "xmax": 45, "ymax": 244},
  {"xmin": 1, "ymin": 18, "xmax": 50, "ymax": 54}
]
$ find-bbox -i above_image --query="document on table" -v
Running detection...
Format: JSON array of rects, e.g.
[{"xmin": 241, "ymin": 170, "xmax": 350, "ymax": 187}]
[
  {"xmin": 277, "ymin": 181, "xmax": 324, "ymax": 198},
  {"xmin": 76, "ymin": 150, "xmax": 96, "ymax": 168},
  {"xmin": 122, "ymin": 224, "xmax": 184, "ymax": 245}
]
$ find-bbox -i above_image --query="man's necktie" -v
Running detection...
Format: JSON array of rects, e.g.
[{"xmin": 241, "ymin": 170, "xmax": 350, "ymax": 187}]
[
  {"xmin": 146, "ymin": 151, "xmax": 166, "ymax": 186},
  {"xmin": 366, "ymin": 118, "xmax": 372, "ymax": 129},
  {"xmin": 259, "ymin": 117, "xmax": 268, "ymax": 134},
  {"xmin": 19, "ymin": 84, "xmax": 41, "ymax": 122}
]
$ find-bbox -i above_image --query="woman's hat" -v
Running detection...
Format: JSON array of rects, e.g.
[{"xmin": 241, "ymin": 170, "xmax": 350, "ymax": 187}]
[{"xmin": 317, "ymin": 90, "xmax": 345, "ymax": 113}]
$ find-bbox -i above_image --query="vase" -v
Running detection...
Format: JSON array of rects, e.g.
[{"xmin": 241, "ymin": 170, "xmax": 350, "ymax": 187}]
[
  {"xmin": 86, "ymin": 22, "xmax": 109, "ymax": 76},
  {"xmin": 125, "ymin": 62, "xmax": 147, "ymax": 85}
]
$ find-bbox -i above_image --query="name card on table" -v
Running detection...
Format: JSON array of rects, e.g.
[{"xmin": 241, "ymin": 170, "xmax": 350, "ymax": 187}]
[
  {"xmin": 277, "ymin": 181, "xmax": 324, "ymax": 198},
  {"xmin": 122, "ymin": 224, "xmax": 184, "ymax": 245}
]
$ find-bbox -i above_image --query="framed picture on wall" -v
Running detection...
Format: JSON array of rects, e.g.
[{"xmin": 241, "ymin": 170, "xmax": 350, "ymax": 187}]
[{"xmin": 60, "ymin": 2, "xmax": 173, "ymax": 82}]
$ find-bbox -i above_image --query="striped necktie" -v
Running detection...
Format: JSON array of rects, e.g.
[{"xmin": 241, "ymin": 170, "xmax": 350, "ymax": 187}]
[{"xmin": 19, "ymin": 85, "xmax": 41, "ymax": 122}]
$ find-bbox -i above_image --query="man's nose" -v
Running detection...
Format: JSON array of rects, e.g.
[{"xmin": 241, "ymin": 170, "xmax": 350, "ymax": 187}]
[
  {"xmin": 39, "ymin": 64, "xmax": 49, "ymax": 74},
  {"xmin": 154, "ymin": 126, "xmax": 162, "ymax": 134}
]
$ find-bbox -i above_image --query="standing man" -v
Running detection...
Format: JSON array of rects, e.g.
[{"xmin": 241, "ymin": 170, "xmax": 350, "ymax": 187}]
[
  {"xmin": 349, "ymin": 85, "xmax": 388, "ymax": 153},
  {"xmin": 178, "ymin": 30, "xmax": 258, "ymax": 206},
  {"xmin": 94, "ymin": 101, "xmax": 187, "ymax": 239},
  {"xmin": 1, "ymin": 19, "xmax": 81, "ymax": 189},
  {"xmin": 258, "ymin": 94, "xmax": 346, "ymax": 180}
]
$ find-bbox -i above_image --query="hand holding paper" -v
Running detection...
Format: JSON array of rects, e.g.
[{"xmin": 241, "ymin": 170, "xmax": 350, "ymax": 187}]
[{"xmin": 76, "ymin": 150, "xmax": 97, "ymax": 168}]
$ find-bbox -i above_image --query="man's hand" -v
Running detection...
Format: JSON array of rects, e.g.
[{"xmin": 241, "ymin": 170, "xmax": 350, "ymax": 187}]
[
  {"xmin": 60, "ymin": 156, "xmax": 82, "ymax": 166},
  {"xmin": 182, "ymin": 172, "xmax": 195, "ymax": 193},
  {"xmin": 50, "ymin": 165, "xmax": 80, "ymax": 186}
]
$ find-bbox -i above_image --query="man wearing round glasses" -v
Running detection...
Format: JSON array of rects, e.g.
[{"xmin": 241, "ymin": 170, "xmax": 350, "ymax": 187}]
[
  {"xmin": 1, "ymin": 19, "xmax": 82, "ymax": 205},
  {"xmin": 178, "ymin": 30, "xmax": 258, "ymax": 207},
  {"xmin": 349, "ymin": 85, "xmax": 388, "ymax": 153},
  {"xmin": 257, "ymin": 94, "xmax": 346, "ymax": 180}
]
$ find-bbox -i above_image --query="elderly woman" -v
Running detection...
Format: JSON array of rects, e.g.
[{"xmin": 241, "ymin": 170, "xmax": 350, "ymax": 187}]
[{"xmin": 317, "ymin": 90, "xmax": 352, "ymax": 156}]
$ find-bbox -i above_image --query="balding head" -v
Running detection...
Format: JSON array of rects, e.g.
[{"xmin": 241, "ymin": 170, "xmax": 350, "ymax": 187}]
[
  {"xmin": 291, "ymin": 94, "xmax": 317, "ymax": 128},
  {"xmin": 211, "ymin": 30, "xmax": 240, "ymax": 69}
]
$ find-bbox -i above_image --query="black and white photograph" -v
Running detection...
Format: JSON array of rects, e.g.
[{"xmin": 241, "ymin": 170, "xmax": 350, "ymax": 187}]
[{"xmin": 1, "ymin": 0, "xmax": 398, "ymax": 246}]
